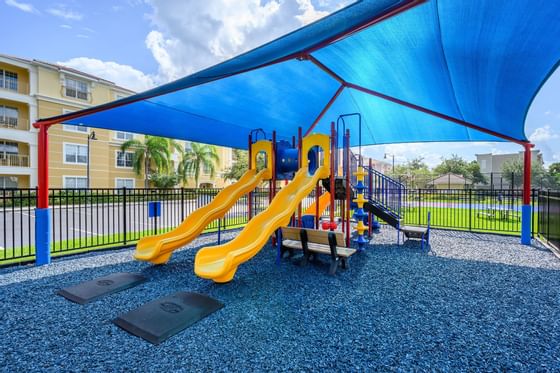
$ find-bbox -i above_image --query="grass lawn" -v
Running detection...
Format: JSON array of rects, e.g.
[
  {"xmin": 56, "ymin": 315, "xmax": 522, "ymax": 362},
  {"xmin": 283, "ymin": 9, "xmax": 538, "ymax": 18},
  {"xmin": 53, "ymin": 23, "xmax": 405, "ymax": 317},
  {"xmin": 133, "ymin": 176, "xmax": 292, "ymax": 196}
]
[
  {"xmin": 0, "ymin": 218, "xmax": 246, "ymax": 266},
  {"xmin": 402, "ymin": 206, "xmax": 538, "ymax": 235},
  {"xmin": 1, "ymin": 206, "xmax": 540, "ymax": 267}
]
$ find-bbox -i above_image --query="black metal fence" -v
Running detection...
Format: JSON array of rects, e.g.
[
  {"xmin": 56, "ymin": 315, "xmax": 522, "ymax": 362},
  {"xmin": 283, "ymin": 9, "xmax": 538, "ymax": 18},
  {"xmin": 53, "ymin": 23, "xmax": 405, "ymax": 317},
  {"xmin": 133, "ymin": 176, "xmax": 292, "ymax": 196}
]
[
  {"xmin": 0, "ymin": 187, "xmax": 270, "ymax": 266},
  {"xmin": 0, "ymin": 187, "xmax": 558, "ymax": 266},
  {"xmin": 389, "ymin": 172, "xmax": 559, "ymax": 190},
  {"xmin": 538, "ymin": 190, "xmax": 560, "ymax": 250},
  {"xmin": 401, "ymin": 188, "xmax": 530, "ymax": 235}
]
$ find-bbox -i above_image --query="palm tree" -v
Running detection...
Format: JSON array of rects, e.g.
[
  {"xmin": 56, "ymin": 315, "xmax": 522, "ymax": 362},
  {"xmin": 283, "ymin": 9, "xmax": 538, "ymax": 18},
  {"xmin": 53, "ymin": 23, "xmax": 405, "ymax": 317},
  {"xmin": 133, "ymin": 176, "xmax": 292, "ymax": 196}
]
[
  {"xmin": 121, "ymin": 136, "xmax": 180, "ymax": 187},
  {"xmin": 178, "ymin": 142, "xmax": 220, "ymax": 187}
]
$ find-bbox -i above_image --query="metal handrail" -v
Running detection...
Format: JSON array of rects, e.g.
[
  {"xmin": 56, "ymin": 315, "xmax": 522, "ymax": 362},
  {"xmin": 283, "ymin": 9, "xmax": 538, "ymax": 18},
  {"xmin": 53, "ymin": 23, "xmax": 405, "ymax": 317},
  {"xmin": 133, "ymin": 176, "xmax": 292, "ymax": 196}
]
[
  {"xmin": 0, "ymin": 80, "xmax": 29, "ymax": 94},
  {"xmin": 349, "ymin": 150, "xmax": 404, "ymax": 217},
  {"xmin": 0, "ymin": 118, "xmax": 29, "ymax": 130},
  {"xmin": 0, "ymin": 154, "xmax": 30, "ymax": 167}
]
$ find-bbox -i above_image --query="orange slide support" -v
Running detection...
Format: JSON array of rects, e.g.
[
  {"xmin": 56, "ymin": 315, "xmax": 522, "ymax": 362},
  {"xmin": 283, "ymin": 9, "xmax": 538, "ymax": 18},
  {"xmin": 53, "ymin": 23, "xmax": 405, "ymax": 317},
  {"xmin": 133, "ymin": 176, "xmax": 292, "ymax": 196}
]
[{"xmin": 303, "ymin": 191, "xmax": 331, "ymax": 217}]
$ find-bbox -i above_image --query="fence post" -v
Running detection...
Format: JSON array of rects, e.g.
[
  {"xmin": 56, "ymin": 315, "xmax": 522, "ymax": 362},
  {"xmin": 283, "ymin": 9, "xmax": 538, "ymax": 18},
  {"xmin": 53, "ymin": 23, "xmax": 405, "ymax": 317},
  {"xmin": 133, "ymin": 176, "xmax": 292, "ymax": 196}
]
[
  {"xmin": 418, "ymin": 189, "xmax": 421, "ymax": 225},
  {"xmin": 122, "ymin": 187, "xmax": 127, "ymax": 245},
  {"xmin": 468, "ymin": 188, "xmax": 472, "ymax": 231},
  {"xmin": 547, "ymin": 189, "xmax": 550, "ymax": 244},
  {"xmin": 181, "ymin": 187, "xmax": 185, "ymax": 220},
  {"xmin": 531, "ymin": 189, "xmax": 536, "ymax": 238}
]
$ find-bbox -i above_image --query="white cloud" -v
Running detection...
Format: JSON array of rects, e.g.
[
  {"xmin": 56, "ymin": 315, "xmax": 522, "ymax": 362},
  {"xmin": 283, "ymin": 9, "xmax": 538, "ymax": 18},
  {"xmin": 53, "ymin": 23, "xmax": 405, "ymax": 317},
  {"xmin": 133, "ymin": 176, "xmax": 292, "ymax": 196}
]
[
  {"xmin": 5, "ymin": 0, "xmax": 38, "ymax": 13},
  {"xmin": 529, "ymin": 125, "xmax": 558, "ymax": 142},
  {"xmin": 544, "ymin": 110, "xmax": 551, "ymax": 115},
  {"xmin": 57, "ymin": 58, "xmax": 156, "ymax": 92},
  {"xmin": 82, "ymin": 27, "xmax": 95, "ymax": 33},
  {"xmin": 553, "ymin": 153, "xmax": 560, "ymax": 161},
  {"xmin": 60, "ymin": 24, "xmax": 72, "ymax": 29},
  {"xmin": 47, "ymin": 6, "xmax": 83, "ymax": 21},
  {"xmin": 144, "ymin": 0, "xmax": 346, "ymax": 82},
  {"xmin": 76, "ymin": 34, "xmax": 89, "ymax": 39},
  {"xmin": 295, "ymin": 0, "xmax": 329, "ymax": 24}
]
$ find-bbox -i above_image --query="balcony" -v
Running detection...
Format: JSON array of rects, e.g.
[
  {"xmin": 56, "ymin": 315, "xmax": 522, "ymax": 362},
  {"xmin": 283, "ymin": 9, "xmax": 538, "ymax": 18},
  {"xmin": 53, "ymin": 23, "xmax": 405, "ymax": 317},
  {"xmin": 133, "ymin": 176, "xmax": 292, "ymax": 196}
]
[
  {"xmin": 0, "ymin": 154, "xmax": 30, "ymax": 167},
  {"xmin": 0, "ymin": 81, "xmax": 29, "ymax": 95},
  {"xmin": 0, "ymin": 117, "xmax": 29, "ymax": 131}
]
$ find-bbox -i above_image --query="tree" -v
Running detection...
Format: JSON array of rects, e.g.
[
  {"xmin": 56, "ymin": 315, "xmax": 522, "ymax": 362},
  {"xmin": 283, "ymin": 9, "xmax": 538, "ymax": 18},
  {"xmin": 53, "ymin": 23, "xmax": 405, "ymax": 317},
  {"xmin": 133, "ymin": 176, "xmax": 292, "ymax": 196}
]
[
  {"xmin": 549, "ymin": 162, "xmax": 560, "ymax": 175},
  {"xmin": 433, "ymin": 155, "xmax": 486, "ymax": 185},
  {"xmin": 392, "ymin": 157, "xmax": 432, "ymax": 188},
  {"xmin": 178, "ymin": 142, "xmax": 220, "ymax": 187},
  {"xmin": 549, "ymin": 162, "xmax": 560, "ymax": 188},
  {"xmin": 149, "ymin": 173, "xmax": 180, "ymax": 188},
  {"xmin": 466, "ymin": 161, "xmax": 487, "ymax": 185},
  {"xmin": 502, "ymin": 158, "xmax": 547, "ymax": 188},
  {"xmin": 433, "ymin": 154, "xmax": 469, "ymax": 176},
  {"xmin": 121, "ymin": 136, "xmax": 180, "ymax": 188},
  {"xmin": 223, "ymin": 149, "xmax": 248, "ymax": 181}
]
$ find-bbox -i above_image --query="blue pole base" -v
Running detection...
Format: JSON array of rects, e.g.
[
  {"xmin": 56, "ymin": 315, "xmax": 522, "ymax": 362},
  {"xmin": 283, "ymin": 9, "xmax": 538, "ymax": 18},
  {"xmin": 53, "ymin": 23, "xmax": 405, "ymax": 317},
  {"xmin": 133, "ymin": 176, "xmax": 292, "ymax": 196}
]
[
  {"xmin": 520, "ymin": 204, "xmax": 532, "ymax": 245},
  {"xmin": 35, "ymin": 207, "xmax": 52, "ymax": 266}
]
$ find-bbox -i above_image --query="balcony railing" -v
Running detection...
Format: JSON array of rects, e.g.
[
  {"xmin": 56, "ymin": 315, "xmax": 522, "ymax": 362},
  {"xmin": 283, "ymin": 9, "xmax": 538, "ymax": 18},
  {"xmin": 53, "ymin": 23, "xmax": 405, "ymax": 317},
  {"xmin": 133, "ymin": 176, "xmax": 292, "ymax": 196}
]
[
  {"xmin": 0, "ymin": 154, "xmax": 30, "ymax": 167},
  {"xmin": 0, "ymin": 81, "xmax": 29, "ymax": 95},
  {"xmin": 0, "ymin": 118, "xmax": 29, "ymax": 130}
]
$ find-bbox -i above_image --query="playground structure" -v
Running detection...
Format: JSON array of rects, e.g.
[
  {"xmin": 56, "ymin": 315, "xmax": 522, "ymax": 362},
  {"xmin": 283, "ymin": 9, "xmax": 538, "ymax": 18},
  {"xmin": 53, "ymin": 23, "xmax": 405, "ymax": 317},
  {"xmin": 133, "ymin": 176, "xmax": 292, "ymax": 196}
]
[
  {"xmin": 16, "ymin": 0, "xmax": 559, "ymax": 348},
  {"xmin": 129, "ymin": 114, "xmax": 418, "ymax": 282}
]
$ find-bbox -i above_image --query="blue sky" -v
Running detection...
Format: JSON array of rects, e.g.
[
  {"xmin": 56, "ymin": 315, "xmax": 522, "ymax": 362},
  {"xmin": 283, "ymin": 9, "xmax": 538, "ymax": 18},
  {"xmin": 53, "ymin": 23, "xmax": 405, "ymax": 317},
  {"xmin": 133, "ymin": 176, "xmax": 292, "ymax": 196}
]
[{"xmin": 1, "ymin": 0, "xmax": 558, "ymax": 167}]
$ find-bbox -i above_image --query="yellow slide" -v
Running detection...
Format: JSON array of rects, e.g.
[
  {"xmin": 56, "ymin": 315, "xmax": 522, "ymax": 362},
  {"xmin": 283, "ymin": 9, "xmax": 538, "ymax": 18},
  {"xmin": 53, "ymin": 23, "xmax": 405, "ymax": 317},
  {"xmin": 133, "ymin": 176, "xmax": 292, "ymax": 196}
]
[
  {"xmin": 304, "ymin": 191, "xmax": 331, "ymax": 217},
  {"xmin": 195, "ymin": 165, "xmax": 329, "ymax": 282},
  {"xmin": 134, "ymin": 168, "xmax": 267, "ymax": 264}
]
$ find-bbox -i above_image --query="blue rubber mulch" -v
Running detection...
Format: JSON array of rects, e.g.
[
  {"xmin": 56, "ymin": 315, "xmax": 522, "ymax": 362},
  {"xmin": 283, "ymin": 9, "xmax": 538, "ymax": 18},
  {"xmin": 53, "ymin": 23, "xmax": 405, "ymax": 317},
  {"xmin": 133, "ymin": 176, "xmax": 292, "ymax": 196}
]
[{"xmin": 1, "ymin": 230, "xmax": 559, "ymax": 371}]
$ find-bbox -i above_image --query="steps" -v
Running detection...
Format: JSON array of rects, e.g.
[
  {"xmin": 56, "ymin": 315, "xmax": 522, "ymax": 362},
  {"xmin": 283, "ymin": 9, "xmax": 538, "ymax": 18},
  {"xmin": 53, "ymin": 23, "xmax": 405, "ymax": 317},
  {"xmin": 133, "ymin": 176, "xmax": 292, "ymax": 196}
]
[{"xmin": 361, "ymin": 163, "xmax": 405, "ymax": 229}]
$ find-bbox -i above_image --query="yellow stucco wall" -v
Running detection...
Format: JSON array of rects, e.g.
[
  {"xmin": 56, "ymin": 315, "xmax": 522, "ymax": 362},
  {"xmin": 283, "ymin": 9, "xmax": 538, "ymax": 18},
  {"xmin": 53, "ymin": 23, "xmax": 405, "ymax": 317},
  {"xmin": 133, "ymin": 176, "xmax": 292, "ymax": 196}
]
[
  {"xmin": 0, "ymin": 62, "xmax": 30, "ymax": 94},
  {"xmin": 0, "ymin": 98, "xmax": 30, "ymax": 130}
]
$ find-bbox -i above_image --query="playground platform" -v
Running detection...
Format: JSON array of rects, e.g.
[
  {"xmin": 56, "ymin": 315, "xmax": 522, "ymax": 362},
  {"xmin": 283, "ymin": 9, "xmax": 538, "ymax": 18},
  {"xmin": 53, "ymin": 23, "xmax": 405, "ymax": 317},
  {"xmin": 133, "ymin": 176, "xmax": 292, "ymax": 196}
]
[{"xmin": 1, "ymin": 228, "xmax": 559, "ymax": 371}]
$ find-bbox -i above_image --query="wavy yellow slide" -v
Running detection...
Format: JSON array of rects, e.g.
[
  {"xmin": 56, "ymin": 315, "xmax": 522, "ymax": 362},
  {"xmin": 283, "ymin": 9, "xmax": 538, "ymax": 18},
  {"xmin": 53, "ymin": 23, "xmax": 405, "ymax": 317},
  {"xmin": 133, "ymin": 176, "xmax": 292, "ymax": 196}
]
[
  {"xmin": 134, "ymin": 168, "xmax": 267, "ymax": 264},
  {"xmin": 195, "ymin": 165, "xmax": 330, "ymax": 283}
]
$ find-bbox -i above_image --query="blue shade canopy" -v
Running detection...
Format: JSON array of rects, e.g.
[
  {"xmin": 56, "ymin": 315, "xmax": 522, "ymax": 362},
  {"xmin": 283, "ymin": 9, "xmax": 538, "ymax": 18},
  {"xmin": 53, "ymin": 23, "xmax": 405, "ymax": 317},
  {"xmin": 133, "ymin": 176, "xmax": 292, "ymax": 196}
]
[{"xmin": 39, "ymin": 0, "xmax": 560, "ymax": 149}]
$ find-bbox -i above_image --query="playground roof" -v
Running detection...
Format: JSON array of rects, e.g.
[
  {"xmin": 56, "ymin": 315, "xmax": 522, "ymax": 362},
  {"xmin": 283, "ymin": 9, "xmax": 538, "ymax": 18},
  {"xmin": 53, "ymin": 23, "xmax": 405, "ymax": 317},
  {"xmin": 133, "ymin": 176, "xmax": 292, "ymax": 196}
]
[{"xmin": 36, "ymin": 0, "xmax": 560, "ymax": 149}]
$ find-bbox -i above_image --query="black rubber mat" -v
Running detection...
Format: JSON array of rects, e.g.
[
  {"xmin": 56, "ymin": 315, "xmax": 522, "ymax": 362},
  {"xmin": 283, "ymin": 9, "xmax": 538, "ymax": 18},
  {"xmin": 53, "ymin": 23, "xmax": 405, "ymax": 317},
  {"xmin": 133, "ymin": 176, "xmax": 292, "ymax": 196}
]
[
  {"xmin": 57, "ymin": 272, "xmax": 147, "ymax": 305},
  {"xmin": 113, "ymin": 292, "xmax": 224, "ymax": 345}
]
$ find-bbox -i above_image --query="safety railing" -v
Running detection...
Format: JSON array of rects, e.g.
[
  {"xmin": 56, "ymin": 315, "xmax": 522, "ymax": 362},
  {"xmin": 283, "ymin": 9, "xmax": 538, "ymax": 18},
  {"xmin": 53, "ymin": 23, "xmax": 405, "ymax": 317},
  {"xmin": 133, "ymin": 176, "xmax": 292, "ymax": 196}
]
[
  {"xmin": 538, "ymin": 189, "xmax": 559, "ymax": 250},
  {"xmin": 0, "ymin": 154, "xmax": 30, "ymax": 167},
  {"xmin": 0, "ymin": 187, "xmax": 270, "ymax": 266},
  {"xmin": 0, "ymin": 117, "xmax": 29, "ymax": 131},
  {"xmin": 0, "ymin": 187, "xmax": 553, "ymax": 267}
]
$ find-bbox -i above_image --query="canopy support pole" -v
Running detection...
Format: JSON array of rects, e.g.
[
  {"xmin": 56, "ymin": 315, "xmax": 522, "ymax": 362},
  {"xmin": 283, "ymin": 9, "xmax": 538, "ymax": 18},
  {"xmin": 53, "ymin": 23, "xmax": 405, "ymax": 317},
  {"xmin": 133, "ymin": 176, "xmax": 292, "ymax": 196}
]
[
  {"xmin": 521, "ymin": 143, "xmax": 532, "ymax": 245},
  {"xmin": 330, "ymin": 121, "xmax": 335, "ymax": 231},
  {"xmin": 305, "ymin": 85, "xmax": 345, "ymax": 137},
  {"xmin": 36, "ymin": 123, "xmax": 51, "ymax": 265}
]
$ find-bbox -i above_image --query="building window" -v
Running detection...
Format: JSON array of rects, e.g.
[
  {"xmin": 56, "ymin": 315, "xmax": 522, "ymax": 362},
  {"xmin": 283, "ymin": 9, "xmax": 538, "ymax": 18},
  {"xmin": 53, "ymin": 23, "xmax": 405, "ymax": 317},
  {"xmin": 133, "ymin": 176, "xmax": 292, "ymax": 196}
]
[
  {"xmin": 63, "ymin": 124, "xmax": 89, "ymax": 133},
  {"xmin": 64, "ymin": 143, "xmax": 88, "ymax": 164},
  {"xmin": 0, "ymin": 140, "xmax": 19, "ymax": 158},
  {"xmin": 115, "ymin": 178, "xmax": 134, "ymax": 189},
  {"xmin": 115, "ymin": 131, "xmax": 133, "ymax": 141},
  {"xmin": 0, "ymin": 69, "xmax": 18, "ymax": 91},
  {"xmin": 62, "ymin": 108, "xmax": 88, "ymax": 133},
  {"xmin": 65, "ymin": 77, "xmax": 88, "ymax": 100},
  {"xmin": 64, "ymin": 176, "xmax": 87, "ymax": 189},
  {"xmin": 116, "ymin": 151, "xmax": 134, "ymax": 168},
  {"xmin": 0, "ymin": 105, "xmax": 18, "ymax": 127},
  {"xmin": 0, "ymin": 176, "xmax": 18, "ymax": 188}
]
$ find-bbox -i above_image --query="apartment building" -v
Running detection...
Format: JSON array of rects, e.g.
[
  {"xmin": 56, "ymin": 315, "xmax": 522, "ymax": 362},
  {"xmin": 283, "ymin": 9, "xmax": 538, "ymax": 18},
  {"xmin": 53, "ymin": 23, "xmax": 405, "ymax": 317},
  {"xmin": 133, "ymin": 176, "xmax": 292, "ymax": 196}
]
[
  {"xmin": 0, "ymin": 54, "xmax": 232, "ymax": 189},
  {"xmin": 476, "ymin": 150, "xmax": 543, "ymax": 174}
]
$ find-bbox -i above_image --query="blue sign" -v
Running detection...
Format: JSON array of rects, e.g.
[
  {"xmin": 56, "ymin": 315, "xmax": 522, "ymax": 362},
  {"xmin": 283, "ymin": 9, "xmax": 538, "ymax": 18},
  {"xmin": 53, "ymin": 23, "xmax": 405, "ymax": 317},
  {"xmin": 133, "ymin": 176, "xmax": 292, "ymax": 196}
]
[{"xmin": 148, "ymin": 201, "xmax": 161, "ymax": 218}]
